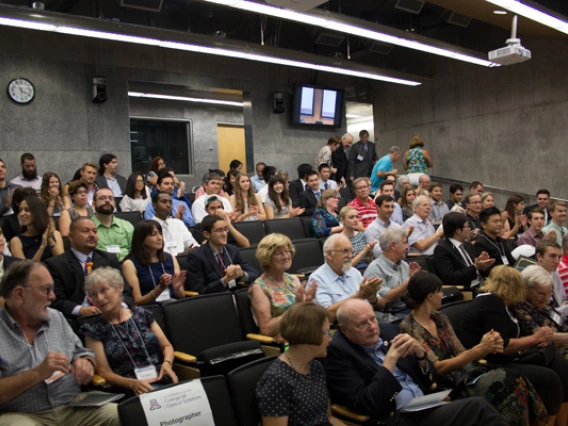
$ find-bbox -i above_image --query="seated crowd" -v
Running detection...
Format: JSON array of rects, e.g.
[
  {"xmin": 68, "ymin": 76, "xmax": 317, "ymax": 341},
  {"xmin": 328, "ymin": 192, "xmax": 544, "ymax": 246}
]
[{"xmin": 1, "ymin": 139, "xmax": 568, "ymax": 426}]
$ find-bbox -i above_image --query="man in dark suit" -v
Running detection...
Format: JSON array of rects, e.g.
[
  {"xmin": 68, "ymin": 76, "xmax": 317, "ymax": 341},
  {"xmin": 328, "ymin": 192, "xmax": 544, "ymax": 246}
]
[
  {"xmin": 332, "ymin": 133, "xmax": 354, "ymax": 184},
  {"xmin": 523, "ymin": 189, "xmax": 551, "ymax": 225},
  {"xmin": 433, "ymin": 212, "xmax": 495, "ymax": 289},
  {"xmin": 46, "ymin": 217, "xmax": 133, "ymax": 318},
  {"xmin": 94, "ymin": 153, "xmax": 127, "ymax": 197},
  {"xmin": 348, "ymin": 130, "xmax": 377, "ymax": 181},
  {"xmin": 473, "ymin": 207, "xmax": 516, "ymax": 273},
  {"xmin": 186, "ymin": 214, "xmax": 258, "ymax": 294},
  {"xmin": 323, "ymin": 299, "xmax": 507, "ymax": 426},
  {"xmin": 289, "ymin": 163, "xmax": 313, "ymax": 206},
  {"xmin": 298, "ymin": 170, "xmax": 321, "ymax": 216}
]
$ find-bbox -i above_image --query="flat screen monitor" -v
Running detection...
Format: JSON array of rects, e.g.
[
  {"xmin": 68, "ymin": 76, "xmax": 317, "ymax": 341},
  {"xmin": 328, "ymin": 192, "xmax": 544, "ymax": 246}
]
[{"xmin": 292, "ymin": 85, "xmax": 344, "ymax": 127}]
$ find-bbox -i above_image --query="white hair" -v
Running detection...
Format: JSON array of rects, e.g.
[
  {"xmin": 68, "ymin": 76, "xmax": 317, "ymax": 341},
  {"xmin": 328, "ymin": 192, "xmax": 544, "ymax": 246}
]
[
  {"xmin": 342, "ymin": 133, "xmax": 354, "ymax": 141},
  {"xmin": 412, "ymin": 195, "xmax": 430, "ymax": 210},
  {"xmin": 388, "ymin": 146, "xmax": 402, "ymax": 154},
  {"xmin": 451, "ymin": 204, "xmax": 465, "ymax": 213},
  {"xmin": 322, "ymin": 234, "xmax": 349, "ymax": 262},
  {"xmin": 521, "ymin": 265, "xmax": 553, "ymax": 289}
]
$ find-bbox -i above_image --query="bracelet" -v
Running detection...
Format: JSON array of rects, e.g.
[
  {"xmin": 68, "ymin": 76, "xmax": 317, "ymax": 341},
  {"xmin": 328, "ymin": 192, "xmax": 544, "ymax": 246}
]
[
  {"xmin": 83, "ymin": 357, "xmax": 96, "ymax": 369},
  {"xmin": 150, "ymin": 291, "xmax": 157, "ymax": 300},
  {"xmin": 416, "ymin": 351, "xmax": 427, "ymax": 361}
]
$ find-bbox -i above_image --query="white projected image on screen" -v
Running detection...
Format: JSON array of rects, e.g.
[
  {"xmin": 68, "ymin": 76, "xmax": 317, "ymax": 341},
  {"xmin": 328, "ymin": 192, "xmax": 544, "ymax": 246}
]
[
  {"xmin": 321, "ymin": 90, "xmax": 337, "ymax": 119},
  {"xmin": 300, "ymin": 87, "xmax": 315, "ymax": 115}
]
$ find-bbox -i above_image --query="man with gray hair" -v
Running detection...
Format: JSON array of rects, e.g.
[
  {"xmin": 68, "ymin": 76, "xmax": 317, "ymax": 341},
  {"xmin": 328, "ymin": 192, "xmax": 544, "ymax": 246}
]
[
  {"xmin": 370, "ymin": 146, "xmax": 402, "ymax": 194},
  {"xmin": 191, "ymin": 172, "xmax": 233, "ymax": 224},
  {"xmin": 308, "ymin": 234, "xmax": 383, "ymax": 320},
  {"xmin": 404, "ymin": 195, "xmax": 443, "ymax": 255},
  {"xmin": 332, "ymin": 132, "xmax": 354, "ymax": 184},
  {"xmin": 416, "ymin": 174, "xmax": 431, "ymax": 197},
  {"xmin": 0, "ymin": 260, "xmax": 120, "ymax": 425},
  {"xmin": 364, "ymin": 228, "xmax": 421, "ymax": 318}
]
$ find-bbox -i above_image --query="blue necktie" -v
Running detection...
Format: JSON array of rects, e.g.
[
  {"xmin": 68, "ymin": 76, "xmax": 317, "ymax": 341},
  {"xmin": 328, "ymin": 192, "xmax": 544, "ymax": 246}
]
[
  {"xmin": 324, "ymin": 182, "xmax": 328, "ymax": 190},
  {"xmin": 315, "ymin": 192, "xmax": 321, "ymax": 201}
]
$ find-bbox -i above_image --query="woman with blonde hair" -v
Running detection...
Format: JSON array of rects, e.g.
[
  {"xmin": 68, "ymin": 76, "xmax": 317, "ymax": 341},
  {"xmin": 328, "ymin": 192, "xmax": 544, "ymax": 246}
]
[
  {"xmin": 461, "ymin": 265, "xmax": 568, "ymax": 425},
  {"xmin": 230, "ymin": 173, "xmax": 266, "ymax": 222},
  {"xmin": 248, "ymin": 233, "xmax": 315, "ymax": 337},
  {"xmin": 340, "ymin": 206, "xmax": 375, "ymax": 268},
  {"xmin": 481, "ymin": 192, "xmax": 495, "ymax": 209},
  {"xmin": 311, "ymin": 189, "xmax": 342, "ymax": 238},
  {"xmin": 403, "ymin": 134, "xmax": 433, "ymax": 187}
]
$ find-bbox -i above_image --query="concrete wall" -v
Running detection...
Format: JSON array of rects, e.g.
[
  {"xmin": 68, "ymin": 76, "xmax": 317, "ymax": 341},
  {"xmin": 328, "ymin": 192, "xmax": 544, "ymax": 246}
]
[
  {"xmin": 372, "ymin": 37, "xmax": 568, "ymax": 200},
  {"xmin": 0, "ymin": 26, "xmax": 347, "ymax": 188}
]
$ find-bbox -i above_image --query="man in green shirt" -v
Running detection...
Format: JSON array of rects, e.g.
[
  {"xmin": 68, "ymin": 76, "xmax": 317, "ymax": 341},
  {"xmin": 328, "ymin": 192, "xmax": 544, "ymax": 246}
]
[{"xmin": 92, "ymin": 188, "xmax": 133, "ymax": 261}]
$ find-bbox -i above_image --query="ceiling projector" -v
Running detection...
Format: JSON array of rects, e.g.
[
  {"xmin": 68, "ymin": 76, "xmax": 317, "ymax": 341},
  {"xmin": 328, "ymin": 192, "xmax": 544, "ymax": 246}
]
[{"xmin": 488, "ymin": 15, "xmax": 531, "ymax": 66}]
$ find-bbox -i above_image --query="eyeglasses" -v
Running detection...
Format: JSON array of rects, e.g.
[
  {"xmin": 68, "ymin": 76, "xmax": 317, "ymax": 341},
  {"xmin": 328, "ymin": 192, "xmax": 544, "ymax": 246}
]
[
  {"xmin": 329, "ymin": 248, "xmax": 354, "ymax": 256},
  {"xmin": 29, "ymin": 285, "xmax": 55, "ymax": 297},
  {"xmin": 96, "ymin": 196, "xmax": 115, "ymax": 202},
  {"xmin": 212, "ymin": 228, "xmax": 230, "ymax": 234},
  {"xmin": 355, "ymin": 185, "xmax": 369, "ymax": 191},
  {"xmin": 135, "ymin": 179, "xmax": 145, "ymax": 183},
  {"xmin": 323, "ymin": 330, "xmax": 332, "ymax": 337},
  {"xmin": 75, "ymin": 190, "xmax": 88, "ymax": 196},
  {"xmin": 273, "ymin": 249, "xmax": 292, "ymax": 257},
  {"xmin": 534, "ymin": 289, "xmax": 552, "ymax": 299}
]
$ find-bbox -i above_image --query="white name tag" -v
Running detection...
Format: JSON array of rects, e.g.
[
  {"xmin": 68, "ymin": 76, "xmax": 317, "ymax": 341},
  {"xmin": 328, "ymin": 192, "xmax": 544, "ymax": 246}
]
[
  {"xmin": 156, "ymin": 290, "xmax": 172, "ymax": 302},
  {"xmin": 552, "ymin": 311, "xmax": 563, "ymax": 326},
  {"xmin": 357, "ymin": 154, "xmax": 364, "ymax": 162},
  {"xmin": 501, "ymin": 256, "xmax": 509, "ymax": 265},
  {"xmin": 45, "ymin": 370, "xmax": 65, "ymax": 385},
  {"xmin": 135, "ymin": 365, "xmax": 158, "ymax": 381},
  {"xmin": 166, "ymin": 241, "xmax": 177, "ymax": 249},
  {"xmin": 106, "ymin": 245, "xmax": 120, "ymax": 254},
  {"xmin": 228, "ymin": 279, "xmax": 237, "ymax": 289}
]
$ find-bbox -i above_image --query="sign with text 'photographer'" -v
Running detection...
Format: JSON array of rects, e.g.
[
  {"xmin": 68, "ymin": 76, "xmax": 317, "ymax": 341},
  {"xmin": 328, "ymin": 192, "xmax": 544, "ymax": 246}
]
[{"xmin": 139, "ymin": 380, "xmax": 214, "ymax": 426}]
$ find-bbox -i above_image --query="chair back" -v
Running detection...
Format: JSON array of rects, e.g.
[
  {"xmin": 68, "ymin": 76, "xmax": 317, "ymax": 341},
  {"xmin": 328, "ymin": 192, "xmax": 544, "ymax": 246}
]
[
  {"xmin": 300, "ymin": 216, "xmax": 314, "ymax": 238},
  {"xmin": 232, "ymin": 221, "xmax": 266, "ymax": 245},
  {"xmin": 176, "ymin": 255, "xmax": 188, "ymax": 271},
  {"xmin": 115, "ymin": 211, "xmax": 144, "ymax": 226},
  {"xmin": 118, "ymin": 376, "xmax": 238, "ymax": 426},
  {"xmin": 234, "ymin": 288, "xmax": 259, "ymax": 335},
  {"xmin": 404, "ymin": 256, "xmax": 431, "ymax": 273},
  {"xmin": 145, "ymin": 304, "xmax": 165, "ymax": 331},
  {"xmin": 289, "ymin": 239, "xmax": 325, "ymax": 274},
  {"xmin": 265, "ymin": 217, "xmax": 307, "ymax": 241},
  {"xmin": 439, "ymin": 299, "xmax": 473, "ymax": 339},
  {"xmin": 238, "ymin": 246, "xmax": 262, "ymax": 274},
  {"xmin": 227, "ymin": 357, "xmax": 277, "ymax": 426}
]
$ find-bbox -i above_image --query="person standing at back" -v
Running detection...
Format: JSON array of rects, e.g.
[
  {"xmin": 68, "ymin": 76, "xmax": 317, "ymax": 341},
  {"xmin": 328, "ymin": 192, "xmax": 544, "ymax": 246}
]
[
  {"xmin": 332, "ymin": 133, "xmax": 353, "ymax": 185},
  {"xmin": 403, "ymin": 135, "xmax": 433, "ymax": 187},
  {"xmin": 348, "ymin": 130, "xmax": 377, "ymax": 181}
]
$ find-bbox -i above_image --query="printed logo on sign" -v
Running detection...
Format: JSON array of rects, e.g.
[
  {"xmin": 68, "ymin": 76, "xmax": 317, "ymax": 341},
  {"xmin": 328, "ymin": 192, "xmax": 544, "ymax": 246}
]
[{"xmin": 149, "ymin": 399, "xmax": 162, "ymax": 411}]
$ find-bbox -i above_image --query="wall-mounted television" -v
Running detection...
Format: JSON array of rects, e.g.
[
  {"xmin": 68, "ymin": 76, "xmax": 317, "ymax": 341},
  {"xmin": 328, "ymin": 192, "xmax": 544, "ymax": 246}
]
[{"xmin": 291, "ymin": 85, "xmax": 344, "ymax": 128}]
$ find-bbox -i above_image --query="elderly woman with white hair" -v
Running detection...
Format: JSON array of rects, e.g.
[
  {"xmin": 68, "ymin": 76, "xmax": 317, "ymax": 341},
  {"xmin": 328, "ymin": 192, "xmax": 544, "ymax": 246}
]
[
  {"xmin": 81, "ymin": 267, "xmax": 178, "ymax": 397},
  {"xmin": 511, "ymin": 265, "xmax": 568, "ymax": 349}
]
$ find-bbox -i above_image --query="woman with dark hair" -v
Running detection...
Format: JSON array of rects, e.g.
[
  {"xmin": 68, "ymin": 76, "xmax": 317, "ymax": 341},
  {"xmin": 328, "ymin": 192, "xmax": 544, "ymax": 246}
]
[
  {"xmin": 401, "ymin": 272, "xmax": 549, "ymax": 426},
  {"xmin": 311, "ymin": 189, "xmax": 342, "ymax": 238},
  {"xmin": 228, "ymin": 159, "xmax": 243, "ymax": 173},
  {"xmin": 119, "ymin": 172, "xmax": 151, "ymax": 212},
  {"xmin": 122, "ymin": 220, "xmax": 186, "ymax": 305},
  {"xmin": 58, "ymin": 180, "xmax": 95, "ymax": 237},
  {"xmin": 503, "ymin": 194, "xmax": 526, "ymax": 240},
  {"xmin": 10, "ymin": 195, "xmax": 64, "ymax": 261},
  {"xmin": 147, "ymin": 156, "xmax": 166, "ymax": 189},
  {"xmin": 229, "ymin": 173, "xmax": 266, "ymax": 222},
  {"xmin": 399, "ymin": 186, "xmax": 416, "ymax": 222},
  {"xmin": 264, "ymin": 176, "xmax": 304, "ymax": 220},
  {"xmin": 223, "ymin": 169, "xmax": 240, "ymax": 197},
  {"xmin": 40, "ymin": 172, "xmax": 69, "ymax": 216},
  {"xmin": 2, "ymin": 187, "xmax": 36, "ymax": 244},
  {"xmin": 256, "ymin": 303, "xmax": 345, "ymax": 426}
]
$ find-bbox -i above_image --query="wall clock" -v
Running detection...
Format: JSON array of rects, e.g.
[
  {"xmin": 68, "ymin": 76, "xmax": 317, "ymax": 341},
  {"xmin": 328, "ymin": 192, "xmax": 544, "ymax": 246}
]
[{"xmin": 7, "ymin": 78, "xmax": 35, "ymax": 104}]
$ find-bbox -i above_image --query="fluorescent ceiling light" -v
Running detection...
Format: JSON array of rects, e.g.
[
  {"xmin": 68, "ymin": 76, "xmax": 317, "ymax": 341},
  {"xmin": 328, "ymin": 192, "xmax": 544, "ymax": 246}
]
[
  {"xmin": 202, "ymin": 0, "xmax": 497, "ymax": 67},
  {"xmin": 486, "ymin": 0, "xmax": 568, "ymax": 34},
  {"xmin": 129, "ymin": 91, "xmax": 245, "ymax": 106},
  {"xmin": 0, "ymin": 16, "xmax": 421, "ymax": 86}
]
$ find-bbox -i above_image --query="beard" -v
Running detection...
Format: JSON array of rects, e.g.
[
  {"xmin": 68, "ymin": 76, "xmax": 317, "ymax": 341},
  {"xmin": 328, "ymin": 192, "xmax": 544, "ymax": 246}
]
[
  {"xmin": 22, "ymin": 167, "xmax": 37, "ymax": 180},
  {"xmin": 95, "ymin": 204, "xmax": 114, "ymax": 216},
  {"xmin": 342, "ymin": 260, "xmax": 352, "ymax": 273}
]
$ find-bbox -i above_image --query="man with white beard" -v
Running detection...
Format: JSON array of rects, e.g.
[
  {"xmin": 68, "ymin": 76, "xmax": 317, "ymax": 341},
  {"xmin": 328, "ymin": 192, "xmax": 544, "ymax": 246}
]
[{"xmin": 308, "ymin": 234, "xmax": 383, "ymax": 321}]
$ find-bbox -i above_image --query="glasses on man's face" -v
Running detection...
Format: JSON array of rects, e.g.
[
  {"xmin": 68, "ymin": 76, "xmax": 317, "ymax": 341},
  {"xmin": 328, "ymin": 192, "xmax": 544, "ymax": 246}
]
[
  {"xmin": 97, "ymin": 196, "xmax": 114, "ymax": 202},
  {"xmin": 28, "ymin": 285, "xmax": 55, "ymax": 297},
  {"xmin": 212, "ymin": 227, "xmax": 230, "ymax": 234},
  {"xmin": 330, "ymin": 248, "xmax": 354, "ymax": 256},
  {"xmin": 355, "ymin": 185, "xmax": 369, "ymax": 191}
]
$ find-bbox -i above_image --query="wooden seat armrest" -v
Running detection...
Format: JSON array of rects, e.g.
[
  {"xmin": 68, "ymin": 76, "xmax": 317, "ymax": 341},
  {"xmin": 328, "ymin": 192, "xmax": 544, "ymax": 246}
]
[
  {"xmin": 291, "ymin": 274, "xmax": 306, "ymax": 279},
  {"xmin": 237, "ymin": 281, "xmax": 248, "ymax": 288},
  {"xmin": 174, "ymin": 351, "xmax": 197, "ymax": 363},
  {"xmin": 442, "ymin": 285, "xmax": 465, "ymax": 290},
  {"xmin": 331, "ymin": 404, "xmax": 370, "ymax": 422},
  {"xmin": 184, "ymin": 291, "xmax": 199, "ymax": 297},
  {"xmin": 91, "ymin": 375, "xmax": 106, "ymax": 387},
  {"xmin": 246, "ymin": 333, "xmax": 276, "ymax": 344}
]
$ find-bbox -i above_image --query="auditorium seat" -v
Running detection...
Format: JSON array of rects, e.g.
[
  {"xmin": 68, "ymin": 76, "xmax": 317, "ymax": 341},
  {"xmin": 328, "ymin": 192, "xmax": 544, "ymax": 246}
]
[
  {"xmin": 232, "ymin": 221, "xmax": 266, "ymax": 245},
  {"xmin": 300, "ymin": 216, "xmax": 313, "ymax": 238},
  {"xmin": 238, "ymin": 246, "xmax": 262, "ymax": 273},
  {"xmin": 265, "ymin": 217, "xmax": 308, "ymax": 241},
  {"xmin": 114, "ymin": 211, "xmax": 144, "ymax": 226},
  {"xmin": 289, "ymin": 239, "xmax": 325, "ymax": 275},
  {"xmin": 404, "ymin": 255, "xmax": 431, "ymax": 272},
  {"xmin": 439, "ymin": 299, "xmax": 472, "ymax": 340}
]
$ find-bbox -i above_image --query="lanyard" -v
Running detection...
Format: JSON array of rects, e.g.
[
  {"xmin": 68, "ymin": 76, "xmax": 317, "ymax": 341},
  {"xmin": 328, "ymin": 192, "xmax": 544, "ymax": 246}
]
[
  {"xmin": 110, "ymin": 316, "xmax": 153, "ymax": 368},
  {"xmin": 148, "ymin": 263, "xmax": 168, "ymax": 289},
  {"xmin": 481, "ymin": 234, "xmax": 506, "ymax": 257}
]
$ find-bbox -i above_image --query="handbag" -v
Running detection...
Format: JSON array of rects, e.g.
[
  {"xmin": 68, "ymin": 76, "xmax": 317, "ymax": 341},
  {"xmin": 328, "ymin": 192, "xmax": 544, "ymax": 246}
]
[
  {"xmin": 515, "ymin": 343, "xmax": 556, "ymax": 366},
  {"xmin": 439, "ymin": 361, "xmax": 492, "ymax": 393}
]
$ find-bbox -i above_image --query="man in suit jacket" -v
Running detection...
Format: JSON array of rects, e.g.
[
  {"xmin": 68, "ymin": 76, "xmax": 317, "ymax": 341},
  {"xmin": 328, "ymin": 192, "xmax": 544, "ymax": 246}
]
[
  {"xmin": 94, "ymin": 153, "xmax": 127, "ymax": 197},
  {"xmin": 523, "ymin": 189, "xmax": 551, "ymax": 225},
  {"xmin": 348, "ymin": 130, "xmax": 377, "ymax": 181},
  {"xmin": 186, "ymin": 214, "xmax": 258, "ymax": 294},
  {"xmin": 289, "ymin": 163, "xmax": 313, "ymax": 207},
  {"xmin": 332, "ymin": 133, "xmax": 353, "ymax": 184},
  {"xmin": 433, "ymin": 212, "xmax": 495, "ymax": 289},
  {"xmin": 474, "ymin": 207, "xmax": 516, "ymax": 273},
  {"xmin": 323, "ymin": 299, "xmax": 507, "ymax": 426},
  {"xmin": 46, "ymin": 217, "xmax": 133, "ymax": 318},
  {"xmin": 297, "ymin": 170, "xmax": 321, "ymax": 216}
]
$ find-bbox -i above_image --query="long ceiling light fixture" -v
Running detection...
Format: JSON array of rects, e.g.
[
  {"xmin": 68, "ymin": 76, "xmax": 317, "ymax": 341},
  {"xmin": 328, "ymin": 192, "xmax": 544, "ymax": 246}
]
[
  {"xmin": 202, "ymin": 0, "xmax": 498, "ymax": 67},
  {"xmin": 485, "ymin": 0, "xmax": 568, "ymax": 34},
  {"xmin": 0, "ymin": 7, "xmax": 422, "ymax": 86},
  {"xmin": 128, "ymin": 92, "xmax": 244, "ymax": 107}
]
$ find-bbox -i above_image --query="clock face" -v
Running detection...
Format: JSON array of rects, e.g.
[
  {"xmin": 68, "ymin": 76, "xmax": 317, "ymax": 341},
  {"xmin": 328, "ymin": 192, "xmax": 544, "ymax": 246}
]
[{"xmin": 7, "ymin": 78, "xmax": 35, "ymax": 104}]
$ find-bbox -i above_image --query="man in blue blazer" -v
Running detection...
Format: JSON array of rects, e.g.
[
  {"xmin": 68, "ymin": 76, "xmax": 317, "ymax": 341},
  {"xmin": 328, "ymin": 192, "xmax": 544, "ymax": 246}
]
[
  {"xmin": 186, "ymin": 214, "xmax": 258, "ymax": 294},
  {"xmin": 323, "ymin": 299, "xmax": 507, "ymax": 426}
]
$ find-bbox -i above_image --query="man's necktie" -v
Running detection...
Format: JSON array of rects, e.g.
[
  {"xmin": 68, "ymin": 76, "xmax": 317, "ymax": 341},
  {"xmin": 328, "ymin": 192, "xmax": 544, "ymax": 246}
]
[
  {"xmin": 84, "ymin": 257, "xmax": 93, "ymax": 276},
  {"xmin": 324, "ymin": 182, "xmax": 328, "ymax": 190},
  {"xmin": 305, "ymin": 184, "xmax": 309, "ymax": 191},
  {"xmin": 315, "ymin": 192, "xmax": 321, "ymax": 201}
]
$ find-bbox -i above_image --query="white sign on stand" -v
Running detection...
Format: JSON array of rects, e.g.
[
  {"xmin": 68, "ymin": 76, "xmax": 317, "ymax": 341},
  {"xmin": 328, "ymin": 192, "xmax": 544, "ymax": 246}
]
[{"xmin": 139, "ymin": 380, "xmax": 215, "ymax": 426}]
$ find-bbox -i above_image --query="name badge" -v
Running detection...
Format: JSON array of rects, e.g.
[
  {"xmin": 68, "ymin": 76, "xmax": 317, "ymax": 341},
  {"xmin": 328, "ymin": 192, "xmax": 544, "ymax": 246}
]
[
  {"xmin": 552, "ymin": 311, "xmax": 563, "ymax": 326},
  {"xmin": 156, "ymin": 290, "xmax": 171, "ymax": 302},
  {"xmin": 45, "ymin": 370, "xmax": 65, "ymax": 385},
  {"xmin": 106, "ymin": 245, "xmax": 120, "ymax": 254},
  {"xmin": 134, "ymin": 365, "xmax": 158, "ymax": 381},
  {"xmin": 166, "ymin": 241, "xmax": 177, "ymax": 249},
  {"xmin": 501, "ymin": 256, "xmax": 509, "ymax": 265},
  {"xmin": 356, "ymin": 154, "xmax": 364, "ymax": 162},
  {"xmin": 228, "ymin": 279, "xmax": 237, "ymax": 289}
]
